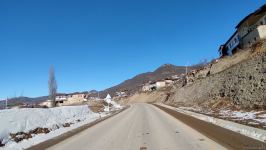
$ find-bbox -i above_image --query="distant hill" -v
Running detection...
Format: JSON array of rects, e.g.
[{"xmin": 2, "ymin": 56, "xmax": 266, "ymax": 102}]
[
  {"xmin": 0, "ymin": 96, "xmax": 48, "ymax": 109},
  {"xmin": 94, "ymin": 64, "xmax": 194, "ymax": 98},
  {"xmin": 0, "ymin": 64, "xmax": 197, "ymax": 108}
]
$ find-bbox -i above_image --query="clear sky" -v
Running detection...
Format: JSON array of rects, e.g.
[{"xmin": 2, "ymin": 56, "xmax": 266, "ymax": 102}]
[{"xmin": 0, "ymin": 0, "xmax": 265, "ymax": 99}]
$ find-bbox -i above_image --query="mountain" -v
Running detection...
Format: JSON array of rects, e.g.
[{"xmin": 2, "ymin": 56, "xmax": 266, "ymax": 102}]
[
  {"xmin": 88, "ymin": 90, "xmax": 98, "ymax": 94},
  {"xmin": 94, "ymin": 64, "xmax": 191, "ymax": 98}
]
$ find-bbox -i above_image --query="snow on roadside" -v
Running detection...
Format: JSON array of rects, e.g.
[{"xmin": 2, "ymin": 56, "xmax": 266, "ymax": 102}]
[
  {"xmin": 176, "ymin": 106, "xmax": 266, "ymax": 128},
  {"xmin": 110, "ymin": 100, "xmax": 123, "ymax": 110},
  {"xmin": 157, "ymin": 103, "xmax": 266, "ymax": 142},
  {"xmin": 0, "ymin": 106, "xmax": 108, "ymax": 150},
  {"xmin": 219, "ymin": 110, "xmax": 266, "ymax": 123}
]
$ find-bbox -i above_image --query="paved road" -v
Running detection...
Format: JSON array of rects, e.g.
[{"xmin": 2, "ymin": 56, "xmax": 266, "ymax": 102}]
[{"xmin": 48, "ymin": 103, "xmax": 226, "ymax": 150}]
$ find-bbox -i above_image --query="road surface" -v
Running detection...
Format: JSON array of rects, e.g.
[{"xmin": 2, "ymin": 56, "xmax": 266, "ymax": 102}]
[{"xmin": 48, "ymin": 103, "xmax": 226, "ymax": 150}]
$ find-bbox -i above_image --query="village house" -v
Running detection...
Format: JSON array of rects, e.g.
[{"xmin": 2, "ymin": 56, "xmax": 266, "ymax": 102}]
[
  {"xmin": 142, "ymin": 78, "xmax": 176, "ymax": 92},
  {"xmin": 115, "ymin": 91, "xmax": 128, "ymax": 98},
  {"xmin": 164, "ymin": 78, "xmax": 175, "ymax": 86},
  {"xmin": 70, "ymin": 93, "xmax": 88, "ymax": 99},
  {"xmin": 219, "ymin": 4, "xmax": 266, "ymax": 57},
  {"xmin": 155, "ymin": 81, "xmax": 166, "ymax": 89},
  {"xmin": 142, "ymin": 85, "xmax": 151, "ymax": 92},
  {"xmin": 56, "ymin": 95, "xmax": 67, "ymax": 101},
  {"xmin": 40, "ymin": 92, "xmax": 90, "ymax": 107},
  {"xmin": 171, "ymin": 75, "xmax": 181, "ymax": 82},
  {"xmin": 39, "ymin": 100, "xmax": 54, "ymax": 108},
  {"xmin": 142, "ymin": 82, "xmax": 157, "ymax": 92}
]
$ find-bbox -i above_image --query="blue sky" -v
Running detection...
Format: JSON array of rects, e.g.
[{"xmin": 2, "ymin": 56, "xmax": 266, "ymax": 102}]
[{"xmin": 0, "ymin": 0, "xmax": 265, "ymax": 99}]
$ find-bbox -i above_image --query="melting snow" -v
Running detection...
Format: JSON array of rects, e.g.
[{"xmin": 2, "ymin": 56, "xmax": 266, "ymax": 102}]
[{"xmin": 0, "ymin": 106, "xmax": 107, "ymax": 150}]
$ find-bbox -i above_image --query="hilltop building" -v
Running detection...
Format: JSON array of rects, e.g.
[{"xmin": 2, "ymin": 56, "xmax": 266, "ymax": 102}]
[{"xmin": 219, "ymin": 4, "xmax": 266, "ymax": 57}]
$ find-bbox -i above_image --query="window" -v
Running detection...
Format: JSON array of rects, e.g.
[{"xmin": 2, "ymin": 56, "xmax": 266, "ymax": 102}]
[{"xmin": 254, "ymin": 37, "xmax": 257, "ymax": 41}]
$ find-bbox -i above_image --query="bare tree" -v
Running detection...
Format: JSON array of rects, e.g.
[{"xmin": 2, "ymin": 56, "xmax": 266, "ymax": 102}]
[{"xmin": 48, "ymin": 66, "xmax": 57, "ymax": 107}]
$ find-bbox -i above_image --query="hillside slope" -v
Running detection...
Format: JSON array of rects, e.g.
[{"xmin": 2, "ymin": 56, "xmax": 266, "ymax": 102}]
[{"xmin": 98, "ymin": 64, "xmax": 190, "ymax": 97}]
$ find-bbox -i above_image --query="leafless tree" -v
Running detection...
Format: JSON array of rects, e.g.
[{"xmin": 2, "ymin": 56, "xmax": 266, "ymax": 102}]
[{"xmin": 48, "ymin": 66, "xmax": 57, "ymax": 107}]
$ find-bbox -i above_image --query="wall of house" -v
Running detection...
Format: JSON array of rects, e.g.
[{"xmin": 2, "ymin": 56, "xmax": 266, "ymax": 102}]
[
  {"xmin": 225, "ymin": 33, "xmax": 240, "ymax": 55},
  {"xmin": 242, "ymin": 25, "xmax": 266, "ymax": 48},
  {"xmin": 238, "ymin": 13, "xmax": 266, "ymax": 39},
  {"xmin": 258, "ymin": 25, "xmax": 266, "ymax": 39},
  {"xmin": 142, "ymin": 86, "xmax": 150, "ymax": 91},
  {"xmin": 242, "ymin": 28, "xmax": 260, "ymax": 48},
  {"xmin": 156, "ymin": 82, "xmax": 166, "ymax": 88},
  {"xmin": 239, "ymin": 14, "xmax": 266, "ymax": 48}
]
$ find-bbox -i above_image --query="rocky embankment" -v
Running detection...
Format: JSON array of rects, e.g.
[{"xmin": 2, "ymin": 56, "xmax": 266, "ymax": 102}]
[{"xmin": 165, "ymin": 42, "xmax": 266, "ymax": 109}]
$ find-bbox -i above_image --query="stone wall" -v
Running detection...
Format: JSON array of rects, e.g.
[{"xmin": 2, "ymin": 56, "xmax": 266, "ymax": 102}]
[{"xmin": 166, "ymin": 52, "xmax": 266, "ymax": 109}]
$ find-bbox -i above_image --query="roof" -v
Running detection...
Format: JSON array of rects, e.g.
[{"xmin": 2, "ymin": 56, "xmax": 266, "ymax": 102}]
[{"xmin": 236, "ymin": 4, "xmax": 266, "ymax": 28}]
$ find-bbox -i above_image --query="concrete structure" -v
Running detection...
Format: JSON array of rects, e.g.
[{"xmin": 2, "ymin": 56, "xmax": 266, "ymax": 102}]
[
  {"xmin": 142, "ymin": 82, "xmax": 157, "ymax": 92},
  {"xmin": 40, "ymin": 100, "xmax": 54, "ymax": 108},
  {"xmin": 56, "ymin": 95, "xmax": 67, "ymax": 101},
  {"xmin": 115, "ymin": 91, "xmax": 127, "ymax": 97},
  {"xmin": 55, "ymin": 99, "xmax": 68, "ymax": 106},
  {"xmin": 156, "ymin": 81, "xmax": 166, "ymax": 89},
  {"xmin": 142, "ymin": 79, "xmax": 174, "ymax": 92},
  {"xmin": 242, "ymin": 25, "xmax": 266, "ymax": 48},
  {"xmin": 40, "ymin": 93, "xmax": 89, "ymax": 107},
  {"xmin": 165, "ymin": 79, "xmax": 174, "ymax": 86},
  {"xmin": 142, "ymin": 84, "xmax": 156, "ymax": 92},
  {"xmin": 219, "ymin": 4, "xmax": 266, "ymax": 57},
  {"xmin": 71, "ymin": 93, "xmax": 87, "ymax": 99}
]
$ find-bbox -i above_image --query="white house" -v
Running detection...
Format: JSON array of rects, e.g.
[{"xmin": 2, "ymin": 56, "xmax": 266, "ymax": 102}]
[
  {"xmin": 115, "ymin": 91, "xmax": 127, "ymax": 97},
  {"xmin": 165, "ymin": 79, "xmax": 174, "ymax": 86},
  {"xmin": 39, "ymin": 100, "xmax": 54, "ymax": 108},
  {"xmin": 142, "ymin": 82, "xmax": 157, "ymax": 92},
  {"xmin": 156, "ymin": 81, "xmax": 166, "ymax": 89},
  {"xmin": 56, "ymin": 95, "xmax": 67, "ymax": 101}
]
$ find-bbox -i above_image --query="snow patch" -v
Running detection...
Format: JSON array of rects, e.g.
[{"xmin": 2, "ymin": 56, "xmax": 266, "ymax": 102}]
[
  {"xmin": 157, "ymin": 103, "xmax": 266, "ymax": 142},
  {"xmin": 0, "ymin": 106, "xmax": 107, "ymax": 150}
]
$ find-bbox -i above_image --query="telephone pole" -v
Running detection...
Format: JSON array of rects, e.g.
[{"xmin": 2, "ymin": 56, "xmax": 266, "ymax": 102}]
[
  {"xmin": 5, "ymin": 97, "xmax": 8, "ymax": 109},
  {"xmin": 98, "ymin": 92, "xmax": 100, "ymax": 100}
]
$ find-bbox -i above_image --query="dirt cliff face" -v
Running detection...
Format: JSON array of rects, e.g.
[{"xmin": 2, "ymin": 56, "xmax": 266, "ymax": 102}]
[{"xmin": 166, "ymin": 51, "xmax": 266, "ymax": 109}]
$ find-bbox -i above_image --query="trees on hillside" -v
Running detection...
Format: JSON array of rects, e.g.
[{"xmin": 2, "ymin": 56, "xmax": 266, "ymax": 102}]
[{"xmin": 48, "ymin": 66, "xmax": 57, "ymax": 107}]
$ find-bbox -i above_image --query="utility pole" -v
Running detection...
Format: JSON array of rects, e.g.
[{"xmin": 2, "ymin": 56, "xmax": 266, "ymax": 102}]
[
  {"xmin": 98, "ymin": 92, "xmax": 100, "ymax": 100},
  {"xmin": 186, "ymin": 62, "xmax": 188, "ymax": 75},
  {"xmin": 186, "ymin": 61, "xmax": 190, "ymax": 75},
  {"xmin": 5, "ymin": 97, "xmax": 8, "ymax": 109}
]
